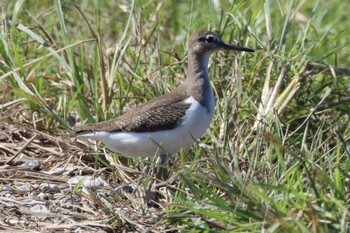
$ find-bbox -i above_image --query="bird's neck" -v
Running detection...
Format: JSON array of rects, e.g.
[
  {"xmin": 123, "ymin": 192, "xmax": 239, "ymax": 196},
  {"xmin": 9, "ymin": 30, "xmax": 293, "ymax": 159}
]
[
  {"xmin": 182, "ymin": 52, "xmax": 214, "ymax": 111},
  {"xmin": 187, "ymin": 52, "xmax": 210, "ymax": 82}
]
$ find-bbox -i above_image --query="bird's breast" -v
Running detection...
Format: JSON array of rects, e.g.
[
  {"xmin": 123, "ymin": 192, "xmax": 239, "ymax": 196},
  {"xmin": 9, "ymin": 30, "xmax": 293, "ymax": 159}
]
[{"xmin": 178, "ymin": 96, "xmax": 214, "ymax": 139}]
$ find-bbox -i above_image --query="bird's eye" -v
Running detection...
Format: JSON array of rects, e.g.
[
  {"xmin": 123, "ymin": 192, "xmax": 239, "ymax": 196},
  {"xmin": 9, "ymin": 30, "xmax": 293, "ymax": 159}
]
[{"xmin": 205, "ymin": 35, "xmax": 216, "ymax": 43}]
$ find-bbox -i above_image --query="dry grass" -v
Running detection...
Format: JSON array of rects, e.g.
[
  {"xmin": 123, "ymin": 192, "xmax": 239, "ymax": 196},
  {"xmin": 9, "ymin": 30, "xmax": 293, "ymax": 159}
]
[{"xmin": 1, "ymin": 0, "xmax": 350, "ymax": 232}]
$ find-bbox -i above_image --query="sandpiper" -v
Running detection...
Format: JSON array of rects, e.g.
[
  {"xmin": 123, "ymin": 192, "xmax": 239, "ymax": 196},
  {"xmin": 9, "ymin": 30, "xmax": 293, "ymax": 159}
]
[{"xmin": 73, "ymin": 31, "xmax": 254, "ymax": 179}]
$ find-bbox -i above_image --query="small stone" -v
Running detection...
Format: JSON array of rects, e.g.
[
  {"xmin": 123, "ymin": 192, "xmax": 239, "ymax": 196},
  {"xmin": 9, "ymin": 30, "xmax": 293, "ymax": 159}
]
[
  {"xmin": 22, "ymin": 160, "xmax": 41, "ymax": 170},
  {"xmin": 37, "ymin": 192, "xmax": 46, "ymax": 198},
  {"xmin": 66, "ymin": 196, "xmax": 82, "ymax": 205},
  {"xmin": 2, "ymin": 185, "xmax": 11, "ymax": 191},
  {"xmin": 40, "ymin": 183, "xmax": 60, "ymax": 193},
  {"xmin": 37, "ymin": 192, "xmax": 52, "ymax": 200},
  {"xmin": 62, "ymin": 187, "xmax": 72, "ymax": 194},
  {"xmin": 5, "ymin": 193, "xmax": 12, "ymax": 198},
  {"xmin": 8, "ymin": 218, "xmax": 22, "ymax": 225},
  {"xmin": 109, "ymin": 185, "xmax": 135, "ymax": 200},
  {"xmin": 16, "ymin": 185, "xmax": 31, "ymax": 192},
  {"xmin": 68, "ymin": 176, "xmax": 108, "ymax": 188},
  {"xmin": 112, "ymin": 185, "xmax": 134, "ymax": 194},
  {"xmin": 0, "ymin": 134, "xmax": 10, "ymax": 142},
  {"xmin": 30, "ymin": 204, "xmax": 50, "ymax": 214}
]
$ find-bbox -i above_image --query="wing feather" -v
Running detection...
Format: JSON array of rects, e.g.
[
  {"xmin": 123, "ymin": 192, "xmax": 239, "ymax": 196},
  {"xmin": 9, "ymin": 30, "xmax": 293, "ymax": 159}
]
[{"xmin": 73, "ymin": 95, "xmax": 192, "ymax": 135}]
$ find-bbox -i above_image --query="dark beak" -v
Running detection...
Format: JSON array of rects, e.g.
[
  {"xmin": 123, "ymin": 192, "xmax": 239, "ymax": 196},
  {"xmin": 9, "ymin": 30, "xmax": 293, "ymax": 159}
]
[{"xmin": 219, "ymin": 40, "xmax": 255, "ymax": 52}]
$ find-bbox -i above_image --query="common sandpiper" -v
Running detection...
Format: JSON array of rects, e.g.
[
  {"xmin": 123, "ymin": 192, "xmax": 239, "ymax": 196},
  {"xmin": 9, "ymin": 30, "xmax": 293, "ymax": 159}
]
[{"xmin": 73, "ymin": 31, "xmax": 254, "ymax": 179}]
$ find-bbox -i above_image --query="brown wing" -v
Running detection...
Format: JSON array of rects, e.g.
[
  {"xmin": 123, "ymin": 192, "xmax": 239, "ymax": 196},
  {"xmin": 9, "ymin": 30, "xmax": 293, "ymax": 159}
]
[
  {"xmin": 119, "ymin": 101, "xmax": 191, "ymax": 132},
  {"xmin": 73, "ymin": 94, "xmax": 192, "ymax": 134}
]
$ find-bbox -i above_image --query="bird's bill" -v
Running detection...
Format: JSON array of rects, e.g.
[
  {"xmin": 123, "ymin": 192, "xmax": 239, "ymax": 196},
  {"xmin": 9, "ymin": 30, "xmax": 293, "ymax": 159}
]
[{"xmin": 219, "ymin": 41, "xmax": 254, "ymax": 52}]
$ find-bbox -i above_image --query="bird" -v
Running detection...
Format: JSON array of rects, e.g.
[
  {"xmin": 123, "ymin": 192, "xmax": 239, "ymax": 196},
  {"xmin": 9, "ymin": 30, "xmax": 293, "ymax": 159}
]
[{"xmin": 73, "ymin": 31, "xmax": 254, "ymax": 180}]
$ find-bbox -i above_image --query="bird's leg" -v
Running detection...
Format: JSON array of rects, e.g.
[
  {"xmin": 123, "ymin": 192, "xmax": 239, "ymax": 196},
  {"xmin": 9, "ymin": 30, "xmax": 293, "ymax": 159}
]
[
  {"xmin": 144, "ymin": 153, "xmax": 170, "ymax": 206},
  {"xmin": 156, "ymin": 153, "xmax": 170, "ymax": 181}
]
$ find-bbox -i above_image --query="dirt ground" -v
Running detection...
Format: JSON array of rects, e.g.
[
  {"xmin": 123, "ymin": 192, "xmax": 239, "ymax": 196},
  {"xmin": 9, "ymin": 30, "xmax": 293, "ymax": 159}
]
[{"xmin": 0, "ymin": 118, "xmax": 167, "ymax": 232}]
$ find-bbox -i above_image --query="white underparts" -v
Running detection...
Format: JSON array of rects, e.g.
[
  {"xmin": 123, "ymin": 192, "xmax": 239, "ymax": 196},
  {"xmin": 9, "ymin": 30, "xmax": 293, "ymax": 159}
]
[{"xmin": 77, "ymin": 96, "xmax": 215, "ymax": 157}]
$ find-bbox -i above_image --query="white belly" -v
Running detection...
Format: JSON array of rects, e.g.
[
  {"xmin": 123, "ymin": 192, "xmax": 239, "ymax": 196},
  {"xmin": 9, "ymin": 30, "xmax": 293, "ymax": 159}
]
[{"xmin": 77, "ymin": 96, "xmax": 214, "ymax": 157}]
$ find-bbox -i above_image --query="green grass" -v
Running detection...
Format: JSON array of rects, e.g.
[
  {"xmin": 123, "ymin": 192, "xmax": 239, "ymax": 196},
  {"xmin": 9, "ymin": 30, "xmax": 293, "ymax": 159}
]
[{"xmin": 1, "ymin": 0, "xmax": 349, "ymax": 232}]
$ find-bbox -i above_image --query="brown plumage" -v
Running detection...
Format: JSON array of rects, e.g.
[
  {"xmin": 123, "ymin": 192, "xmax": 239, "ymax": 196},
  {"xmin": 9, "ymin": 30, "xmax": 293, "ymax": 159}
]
[
  {"xmin": 73, "ymin": 94, "xmax": 191, "ymax": 134},
  {"xmin": 73, "ymin": 31, "xmax": 254, "ymax": 141}
]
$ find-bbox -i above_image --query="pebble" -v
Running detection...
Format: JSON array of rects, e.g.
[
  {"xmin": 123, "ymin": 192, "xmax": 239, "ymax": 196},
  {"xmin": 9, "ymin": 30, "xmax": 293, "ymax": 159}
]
[
  {"xmin": 111, "ymin": 185, "xmax": 134, "ymax": 194},
  {"xmin": 67, "ymin": 176, "xmax": 109, "ymax": 188},
  {"xmin": 65, "ymin": 196, "xmax": 82, "ymax": 204},
  {"xmin": 16, "ymin": 185, "xmax": 31, "ymax": 192},
  {"xmin": 22, "ymin": 160, "xmax": 41, "ymax": 170},
  {"xmin": 37, "ymin": 192, "xmax": 52, "ymax": 200},
  {"xmin": 39, "ymin": 183, "xmax": 60, "ymax": 193},
  {"xmin": 30, "ymin": 204, "xmax": 50, "ymax": 214},
  {"xmin": 1, "ymin": 185, "xmax": 12, "ymax": 191},
  {"xmin": 5, "ymin": 193, "xmax": 13, "ymax": 198},
  {"xmin": 0, "ymin": 134, "xmax": 10, "ymax": 142},
  {"xmin": 8, "ymin": 218, "xmax": 26, "ymax": 225}
]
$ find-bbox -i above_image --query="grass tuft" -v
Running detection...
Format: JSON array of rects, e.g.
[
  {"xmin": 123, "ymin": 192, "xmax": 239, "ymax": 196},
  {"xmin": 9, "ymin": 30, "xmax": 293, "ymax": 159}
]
[{"xmin": 0, "ymin": 0, "xmax": 349, "ymax": 232}]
